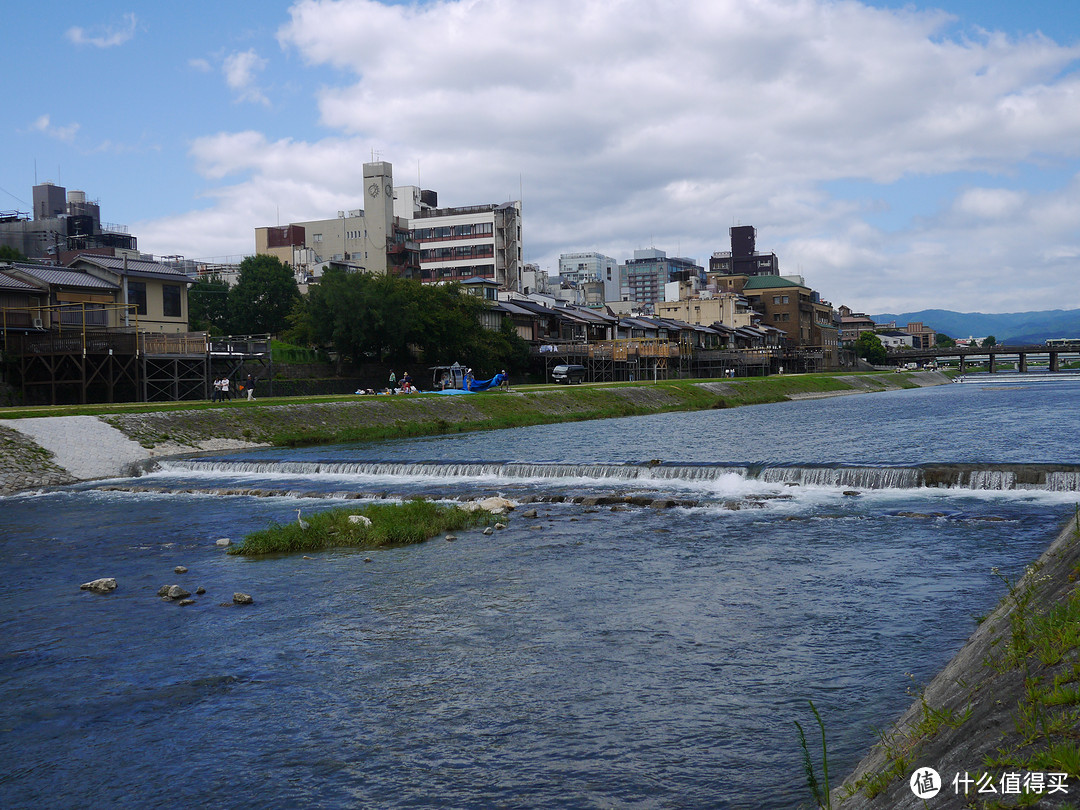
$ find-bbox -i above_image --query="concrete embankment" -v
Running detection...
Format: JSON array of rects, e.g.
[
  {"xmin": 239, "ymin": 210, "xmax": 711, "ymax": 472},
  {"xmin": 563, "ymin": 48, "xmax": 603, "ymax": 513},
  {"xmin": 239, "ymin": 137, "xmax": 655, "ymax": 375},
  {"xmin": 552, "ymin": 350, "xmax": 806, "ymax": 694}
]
[
  {"xmin": 0, "ymin": 371, "xmax": 949, "ymax": 494},
  {"xmin": 833, "ymin": 514, "xmax": 1080, "ymax": 808}
]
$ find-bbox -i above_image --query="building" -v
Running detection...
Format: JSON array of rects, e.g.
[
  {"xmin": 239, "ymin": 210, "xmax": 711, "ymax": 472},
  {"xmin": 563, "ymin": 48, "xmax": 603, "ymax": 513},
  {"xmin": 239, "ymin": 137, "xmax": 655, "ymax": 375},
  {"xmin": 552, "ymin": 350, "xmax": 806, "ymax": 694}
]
[
  {"xmin": 620, "ymin": 249, "xmax": 704, "ymax": 310},
  {"xmin": 655, "ymin": 291, "xmax": 755, "ymax": 330},
  {"xmin": 904, "ymin": 321, "xmax": 936, "ymax": 350},
  {"xmin": 2, "ymin": 257, "xmax": 192, "ymax": 334},
  {"xmin": 255, "ymin": 161, "xmax": 522, "ymax": 290},
  {"xmin": 837, "ymin": 306, "xmax": 879, "ymax": 345},
  {"xmin": 709, "ymin": 225, "xmax": 779, "ymax": 277},
  {"xmin": 0, "ymin": 182, "xmax": 138, "ymax": 264},
  {"xmin": 413, "ymin": 200, "xmax": 521, "ymax": 289},
  {"xmin": 559, "ymin": 252, "xmax": 620, "ymax": 301},
  {"xmin": 739, "ymin": 275, "xmax": 839, "ymax": 366}
]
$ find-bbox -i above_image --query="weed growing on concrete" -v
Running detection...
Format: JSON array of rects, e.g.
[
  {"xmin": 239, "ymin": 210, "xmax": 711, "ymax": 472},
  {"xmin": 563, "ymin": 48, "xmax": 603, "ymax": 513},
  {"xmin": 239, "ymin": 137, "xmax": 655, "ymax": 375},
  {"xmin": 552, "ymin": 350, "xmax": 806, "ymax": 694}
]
[{"xmin": 795, "ymin": 700, "xmax": 831, "ymax": 809}]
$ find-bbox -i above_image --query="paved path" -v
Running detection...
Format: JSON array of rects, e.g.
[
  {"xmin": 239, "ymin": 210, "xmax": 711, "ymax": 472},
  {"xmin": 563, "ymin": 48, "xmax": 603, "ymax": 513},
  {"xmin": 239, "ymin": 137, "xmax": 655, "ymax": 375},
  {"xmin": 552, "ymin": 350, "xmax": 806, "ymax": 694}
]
[{"xmin": 7, "ymin": 416, "xmax": 150, "ymax": 481}]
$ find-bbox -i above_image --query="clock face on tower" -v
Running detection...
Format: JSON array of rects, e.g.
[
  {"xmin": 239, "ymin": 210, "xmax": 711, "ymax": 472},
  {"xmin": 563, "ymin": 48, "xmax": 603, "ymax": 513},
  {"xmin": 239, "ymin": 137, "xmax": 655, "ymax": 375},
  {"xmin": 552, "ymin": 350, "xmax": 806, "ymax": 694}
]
[
  {"xmin": 367, "ymin": 182, "xmax": 380, "ymax": 197},
  {"xmin": 384, "ymin": 183, "xmax": 393, "ymax": 197}
]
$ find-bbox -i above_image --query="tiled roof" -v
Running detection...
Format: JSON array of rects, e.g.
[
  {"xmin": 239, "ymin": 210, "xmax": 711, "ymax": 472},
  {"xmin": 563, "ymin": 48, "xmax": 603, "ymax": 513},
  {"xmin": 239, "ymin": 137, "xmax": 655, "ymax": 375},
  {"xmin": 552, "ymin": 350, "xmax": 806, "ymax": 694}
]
[
  {"xmin": 67, "ymin": 254, "xmax": 194, "ymax": 282},
  {"xmin": 741, "ymin": 275, "xmax": 805, "ymax": 291},
  {"xmin": 11, "ymin": 264, "xmax": 118, "ymax": 290},
  {"xmin": 0, "ymin": 271, "xmax": 41, "ymax": 292}
]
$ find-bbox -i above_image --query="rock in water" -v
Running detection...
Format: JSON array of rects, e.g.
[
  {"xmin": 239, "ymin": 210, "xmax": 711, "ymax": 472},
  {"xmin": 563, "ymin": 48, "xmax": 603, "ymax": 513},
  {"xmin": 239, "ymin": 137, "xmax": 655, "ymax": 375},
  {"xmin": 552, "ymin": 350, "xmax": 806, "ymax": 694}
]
[
  {"xmin": 167, "ymin": 585, "xmax": 190, "ymax": 599},
  {"xmin": 174, "ymin": 566, "xmax": 188, "ymax": 574},
  {"xmin": 215, "ymin": 538, "xmax": 231, "ymax": 547},
  {"xmin": 233, "ymin": 592, "xmax": 253, "ymax": 605},
  {"xmin": 81, "ymin": 578, "xmax": 117, "ymax": 594}
]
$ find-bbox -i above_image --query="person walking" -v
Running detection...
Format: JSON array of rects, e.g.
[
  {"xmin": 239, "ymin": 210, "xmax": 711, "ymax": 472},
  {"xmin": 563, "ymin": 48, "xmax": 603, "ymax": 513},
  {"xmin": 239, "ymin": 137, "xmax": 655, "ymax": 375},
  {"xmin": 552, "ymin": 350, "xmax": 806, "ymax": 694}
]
[
  {"xmin": 245, "ymin": 373, "xmax": 256, "ymax": 401},
  {"xmin": 389, "ymin": 370, "xmax": 396, "ymax": 388}
]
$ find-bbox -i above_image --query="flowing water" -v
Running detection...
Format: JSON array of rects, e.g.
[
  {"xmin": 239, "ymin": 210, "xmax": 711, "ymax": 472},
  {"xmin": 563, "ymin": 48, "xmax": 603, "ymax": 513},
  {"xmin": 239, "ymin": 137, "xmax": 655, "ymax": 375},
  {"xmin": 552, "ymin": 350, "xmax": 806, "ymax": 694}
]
[{"xmin": 2, "ymin": 380, "xmax": 1078, "ymax": 808}]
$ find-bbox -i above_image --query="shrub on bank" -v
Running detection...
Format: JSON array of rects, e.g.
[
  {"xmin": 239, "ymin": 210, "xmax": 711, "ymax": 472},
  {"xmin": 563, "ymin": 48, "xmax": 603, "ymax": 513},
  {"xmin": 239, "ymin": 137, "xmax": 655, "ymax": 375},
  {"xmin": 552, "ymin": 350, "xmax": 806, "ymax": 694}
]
[{"xmin": 228, "ymin": 499, "xmax": 496, "ymax": 555}]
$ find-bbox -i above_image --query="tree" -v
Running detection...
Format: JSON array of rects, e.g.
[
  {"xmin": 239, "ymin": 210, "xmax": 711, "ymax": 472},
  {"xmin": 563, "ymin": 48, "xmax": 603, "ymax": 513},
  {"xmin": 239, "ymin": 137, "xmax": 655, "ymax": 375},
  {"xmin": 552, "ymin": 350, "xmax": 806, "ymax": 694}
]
[
  {"xmin": 855, "ymin": 332, "xmax": 887, "ymax": 365},
  {"xmin": 0, "ymin": 245, "xmax": 26, "ymax": 262},
  {"xmin": 934, "ymin": 333, "xmax": 956, "ymax": 348},
  {"xmin": 187, "ymin": 276, "xmax": 231, "ymax": 334},
  {"xmin": 287, "ymin": 270, "xmax": 531, "ymax": 373},
  {"xmin": 982, "ymin": 335, "xmax": 997, "ymax": 348},
  {"xmin": 227, "ymin": 255, "xmax": 300, "ymax": 336}
]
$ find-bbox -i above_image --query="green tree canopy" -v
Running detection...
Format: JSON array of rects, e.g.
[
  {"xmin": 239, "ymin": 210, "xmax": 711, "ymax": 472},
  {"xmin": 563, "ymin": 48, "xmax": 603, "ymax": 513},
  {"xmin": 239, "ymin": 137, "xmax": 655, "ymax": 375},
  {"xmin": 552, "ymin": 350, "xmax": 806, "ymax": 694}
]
[
  {"xmin": 982, "ymin": 335, "xmax": 997, "ymax": 348},
  {"xmin": 287, "ymin": 270, "xmax": 529, "ymax": 373},
  {"xmin": 935, "ymin": 333, "xmax": 956, "ymax": 348},
  {"xmin": 188, "ymin": 276, "xmax": 231, "ymax": 334},
  {"xmin": 228, "ymin": 255, "xmax": 300, "ymax": 336},
  {"xmin": 855, "ymin": 331, "xmax": 887, "ymax": 364},
  {"xmin": 0, "ymin": 245, "xmax": 27, "ymax": 262}
]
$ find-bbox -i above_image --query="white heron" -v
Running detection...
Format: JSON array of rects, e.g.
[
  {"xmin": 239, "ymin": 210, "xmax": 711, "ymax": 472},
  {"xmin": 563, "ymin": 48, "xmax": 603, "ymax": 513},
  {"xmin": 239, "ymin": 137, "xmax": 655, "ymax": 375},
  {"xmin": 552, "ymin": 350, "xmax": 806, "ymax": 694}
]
[{"xmin": 296, "ymin": 508, "xmax": 310, "ymax": 530}]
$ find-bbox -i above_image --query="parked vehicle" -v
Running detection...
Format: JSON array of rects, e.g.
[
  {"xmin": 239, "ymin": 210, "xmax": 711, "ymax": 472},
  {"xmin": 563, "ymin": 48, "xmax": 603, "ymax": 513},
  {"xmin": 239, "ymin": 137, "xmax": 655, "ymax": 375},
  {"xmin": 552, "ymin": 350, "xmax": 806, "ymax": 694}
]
[{"xmin": 551, "ymin": 364, "xmax": 586, "ymax": 384}]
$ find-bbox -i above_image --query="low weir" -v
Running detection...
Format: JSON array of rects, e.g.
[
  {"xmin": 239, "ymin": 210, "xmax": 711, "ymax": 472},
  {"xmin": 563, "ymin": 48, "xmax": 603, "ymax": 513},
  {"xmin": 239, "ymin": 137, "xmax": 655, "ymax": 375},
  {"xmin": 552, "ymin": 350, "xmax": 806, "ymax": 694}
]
[{"xmin": 153, "ymin": 458, "xmax": 1080, "ymax": 492}]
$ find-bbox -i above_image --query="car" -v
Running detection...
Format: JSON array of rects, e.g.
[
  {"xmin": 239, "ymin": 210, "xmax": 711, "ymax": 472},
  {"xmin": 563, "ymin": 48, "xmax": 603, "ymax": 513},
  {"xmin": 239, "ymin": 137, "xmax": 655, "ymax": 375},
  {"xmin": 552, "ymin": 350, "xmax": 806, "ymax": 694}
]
[{"xmin": 551, "ymin": 364, "xmax": 587, "ymax": 384}]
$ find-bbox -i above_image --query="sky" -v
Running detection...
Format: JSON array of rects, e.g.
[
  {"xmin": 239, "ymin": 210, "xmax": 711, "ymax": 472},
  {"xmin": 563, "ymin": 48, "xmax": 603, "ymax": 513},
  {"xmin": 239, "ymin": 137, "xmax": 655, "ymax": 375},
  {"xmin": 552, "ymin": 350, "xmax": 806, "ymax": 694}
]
[{"xmin": 3, "ymin": 0, "xmax": 1079, "ymax": 315}]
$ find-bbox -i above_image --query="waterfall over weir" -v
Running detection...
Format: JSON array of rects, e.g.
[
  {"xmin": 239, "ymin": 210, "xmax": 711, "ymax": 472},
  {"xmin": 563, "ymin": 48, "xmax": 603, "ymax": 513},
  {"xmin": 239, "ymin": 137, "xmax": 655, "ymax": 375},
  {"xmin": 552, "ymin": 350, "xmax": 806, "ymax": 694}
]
[{"xmin": 154, "ymin": 459, "xmax": 1080, "ymax": 492}]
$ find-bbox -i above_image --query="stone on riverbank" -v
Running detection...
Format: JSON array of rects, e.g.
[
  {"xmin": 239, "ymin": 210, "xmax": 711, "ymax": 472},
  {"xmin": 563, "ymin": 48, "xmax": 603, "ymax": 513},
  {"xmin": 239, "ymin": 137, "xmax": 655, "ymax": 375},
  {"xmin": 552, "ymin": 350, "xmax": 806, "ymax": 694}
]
[
  {"xmin": 215, "ymin": 538, "xmax": 231, "ymax": 546},
  {"xmin": 81, "ymin": 577, "xmax": 117, "ymax": 594}
]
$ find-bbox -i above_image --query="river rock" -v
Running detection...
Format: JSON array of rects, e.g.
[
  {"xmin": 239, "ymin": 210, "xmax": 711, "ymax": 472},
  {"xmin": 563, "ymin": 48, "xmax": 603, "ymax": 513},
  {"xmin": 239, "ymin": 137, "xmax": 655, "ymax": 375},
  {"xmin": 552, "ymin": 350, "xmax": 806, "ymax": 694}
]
[
  {"xmin": 174, "ymin": 565, "xmax": 188, "ymax": 574},
  {"xmin": 167, "ymin": 585, "xmax": 190, "ymax": 599},
  {"xmin": 843, "ymin": 490, "xmax": 861, "ymax": 497},
  {"xmin": 215, "ymin": 538, "xmax": 231, "ymax": 546},
  {"xmin": 233, "ymin": 592, "xmax": 253, "ymax": 605},
  {"xmin": 445, "ymin": 534, "xmax": 457, "ymax": 542},
  {"xmin": 477, "ymin": 496, "xmax": 516, "ymax": 514},
  {"xmin": 348, "ymin": 514, "xmax": 373, "ymax": 526},
  {"xmin": 494, "ymin": 522, "xmax": 506, "ymax": 530},
  {"xmin": 522, "ymin": 509, "xmax": 538, "ymax": 518},
  {"xmin": 195, "ymin": 586, "xmax": 206, "ymax": 595},
  {"xmin": 178, "ymin": 599, "xmax": 195, "ymax": 606},
  {"xmin": 482, "ymin": 527, "xmax": 493, "ymax": 535},
  {"xmin": 81, "ymin": 577, "xmax": 117, "ymax": 594},
  {"xmin": 157, "ymin": 585, "xmax": 171, "ymax": 597}
]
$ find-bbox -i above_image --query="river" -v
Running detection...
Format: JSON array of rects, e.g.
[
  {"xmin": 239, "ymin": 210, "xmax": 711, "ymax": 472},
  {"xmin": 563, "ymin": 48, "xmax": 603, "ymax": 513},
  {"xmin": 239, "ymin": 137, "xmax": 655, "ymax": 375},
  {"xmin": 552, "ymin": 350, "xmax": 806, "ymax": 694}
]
[{"xmin": 2, "ymin": 380, "xmax": 1078, "ymax": 808}]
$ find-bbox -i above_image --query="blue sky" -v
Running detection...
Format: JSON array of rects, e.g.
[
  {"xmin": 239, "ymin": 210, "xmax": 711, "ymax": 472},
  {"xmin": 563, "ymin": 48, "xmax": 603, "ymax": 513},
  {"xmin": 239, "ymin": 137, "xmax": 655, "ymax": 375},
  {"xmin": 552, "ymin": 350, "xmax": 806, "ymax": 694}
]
[{"xmin": 3, "ymin": 0, "xmax": 1079, "ymax": 314}]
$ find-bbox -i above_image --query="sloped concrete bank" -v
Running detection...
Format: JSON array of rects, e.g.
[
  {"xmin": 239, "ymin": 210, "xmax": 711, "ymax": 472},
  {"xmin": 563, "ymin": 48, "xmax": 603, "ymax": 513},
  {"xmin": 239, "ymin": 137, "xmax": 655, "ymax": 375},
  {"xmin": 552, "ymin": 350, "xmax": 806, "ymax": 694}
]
[
  {"xmin": 833, "ymin": 515, "xmax": 1080, "ymax": 808},
  {"xmin": 0, "ymin": 371, "xmax": 948, "ymax": 494}
]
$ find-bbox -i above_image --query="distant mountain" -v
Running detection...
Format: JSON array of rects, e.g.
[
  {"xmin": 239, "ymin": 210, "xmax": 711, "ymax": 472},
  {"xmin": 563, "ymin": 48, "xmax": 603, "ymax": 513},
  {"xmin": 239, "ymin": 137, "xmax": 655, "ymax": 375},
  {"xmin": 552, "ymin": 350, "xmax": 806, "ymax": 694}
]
[{"xmin": 869, "ymin": 309, "xmax": 1080, "ymax": 345}]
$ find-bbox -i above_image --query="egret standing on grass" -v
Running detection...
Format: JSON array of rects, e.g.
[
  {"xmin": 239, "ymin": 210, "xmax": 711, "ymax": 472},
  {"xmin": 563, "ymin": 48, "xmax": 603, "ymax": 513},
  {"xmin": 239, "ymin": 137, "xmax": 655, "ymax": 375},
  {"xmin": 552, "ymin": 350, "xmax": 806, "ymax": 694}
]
[{"xmin": 296, "ymin": 508, "xmax": 310, "ymax": 530}]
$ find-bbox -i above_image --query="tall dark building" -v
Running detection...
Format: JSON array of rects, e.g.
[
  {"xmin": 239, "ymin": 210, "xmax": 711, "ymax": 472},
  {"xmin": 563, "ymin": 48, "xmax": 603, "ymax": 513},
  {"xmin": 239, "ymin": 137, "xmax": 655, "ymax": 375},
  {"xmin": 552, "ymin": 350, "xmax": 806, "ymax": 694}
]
[{"xmin": 709, "ymin": 225, "xmax": 779, "ymax": 276}]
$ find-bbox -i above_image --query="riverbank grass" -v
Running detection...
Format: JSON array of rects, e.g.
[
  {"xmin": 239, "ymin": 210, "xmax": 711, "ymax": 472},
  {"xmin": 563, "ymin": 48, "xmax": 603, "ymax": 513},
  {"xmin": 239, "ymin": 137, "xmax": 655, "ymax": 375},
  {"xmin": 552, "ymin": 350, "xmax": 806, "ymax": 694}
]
[{"xmin": 228, "ymin": 500, "xmax": 497, "ymax": 555}]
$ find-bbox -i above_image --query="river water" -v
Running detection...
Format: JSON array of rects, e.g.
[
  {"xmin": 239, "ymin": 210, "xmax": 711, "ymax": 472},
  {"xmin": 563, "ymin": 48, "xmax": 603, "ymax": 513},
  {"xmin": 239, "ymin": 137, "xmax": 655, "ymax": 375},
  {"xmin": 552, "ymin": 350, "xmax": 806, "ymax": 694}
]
[{"xmin": 2, "ymin": 380, "xmax": 1079, "ymax": 808}]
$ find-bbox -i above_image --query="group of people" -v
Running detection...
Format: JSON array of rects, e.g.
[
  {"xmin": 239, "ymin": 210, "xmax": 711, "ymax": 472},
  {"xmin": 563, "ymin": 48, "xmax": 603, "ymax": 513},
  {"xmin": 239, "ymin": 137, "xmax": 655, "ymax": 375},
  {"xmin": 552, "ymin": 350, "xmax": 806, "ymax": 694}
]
[{"xmin": 211, "ymin": 374, "xmax": 256, "ymax": 402}]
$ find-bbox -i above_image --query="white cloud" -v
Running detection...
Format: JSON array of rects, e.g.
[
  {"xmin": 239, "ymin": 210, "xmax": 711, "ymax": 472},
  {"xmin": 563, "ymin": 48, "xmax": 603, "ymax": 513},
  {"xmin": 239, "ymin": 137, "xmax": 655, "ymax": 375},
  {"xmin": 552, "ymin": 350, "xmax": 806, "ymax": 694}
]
[
  {"xmin": 140, "ymin": 0, "xmax": 1080, "ymax": 312},
  {"xmin": 223, "ymin": 49, "xmax": 270, "ymax": 106},
  {"xmin": 30, "ymin": 114, "xmax": 80, "ymax": 143},
  {"xmin": 66, "ymin": 13, "xmax": 137, "ymax": 48},
  {"xmin": 189, "ymin": 57, "xmax": 213, "ymax": 73}
]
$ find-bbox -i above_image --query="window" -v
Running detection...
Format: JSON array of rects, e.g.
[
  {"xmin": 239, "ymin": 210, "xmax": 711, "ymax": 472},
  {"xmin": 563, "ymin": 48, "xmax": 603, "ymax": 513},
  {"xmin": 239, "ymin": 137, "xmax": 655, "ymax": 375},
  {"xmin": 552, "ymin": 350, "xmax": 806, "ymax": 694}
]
[
  {"xmin": 127, "ymin": 281, "xmax": 147, "ymax": 316},
  {"xmin": 314, "ymin": 233, "xmax": 323, "ymax": 242},
  {"xmin": 163, "ymin": 284, "xmax": 181, "ymax": 318}
]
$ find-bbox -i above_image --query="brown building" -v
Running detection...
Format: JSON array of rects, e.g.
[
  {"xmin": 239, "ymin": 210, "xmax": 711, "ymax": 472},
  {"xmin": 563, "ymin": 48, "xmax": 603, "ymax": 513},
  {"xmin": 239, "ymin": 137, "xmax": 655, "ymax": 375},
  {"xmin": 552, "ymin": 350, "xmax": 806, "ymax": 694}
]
[{"xmin": 740, "ymin": 275, "xmax": 838, "ymax": 368}]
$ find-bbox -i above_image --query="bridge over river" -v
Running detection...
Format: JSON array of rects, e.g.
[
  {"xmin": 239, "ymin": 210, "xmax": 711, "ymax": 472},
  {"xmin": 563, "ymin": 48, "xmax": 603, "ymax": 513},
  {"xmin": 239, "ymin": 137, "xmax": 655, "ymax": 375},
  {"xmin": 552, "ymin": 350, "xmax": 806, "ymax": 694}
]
[{"xmin": 886, "ymin": 343, "xmax": 1080, "ymax": 373}]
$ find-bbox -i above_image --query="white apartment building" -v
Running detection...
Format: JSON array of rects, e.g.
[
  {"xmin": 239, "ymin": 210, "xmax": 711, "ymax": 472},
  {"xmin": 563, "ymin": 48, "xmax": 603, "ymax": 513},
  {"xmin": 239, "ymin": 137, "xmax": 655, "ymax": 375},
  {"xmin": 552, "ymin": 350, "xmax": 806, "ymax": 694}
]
[{"xmin": 558, "ymin": 251, "xmax": 619, "ymax": 301}]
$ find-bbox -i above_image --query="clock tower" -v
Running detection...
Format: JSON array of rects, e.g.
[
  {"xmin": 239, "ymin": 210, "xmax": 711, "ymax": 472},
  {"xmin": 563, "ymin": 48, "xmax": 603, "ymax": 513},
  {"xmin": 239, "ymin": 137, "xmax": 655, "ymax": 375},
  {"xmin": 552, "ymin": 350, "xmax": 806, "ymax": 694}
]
[{"xmin": 363, "ymin": 161, "xmax": 395, "ymax": 276}]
